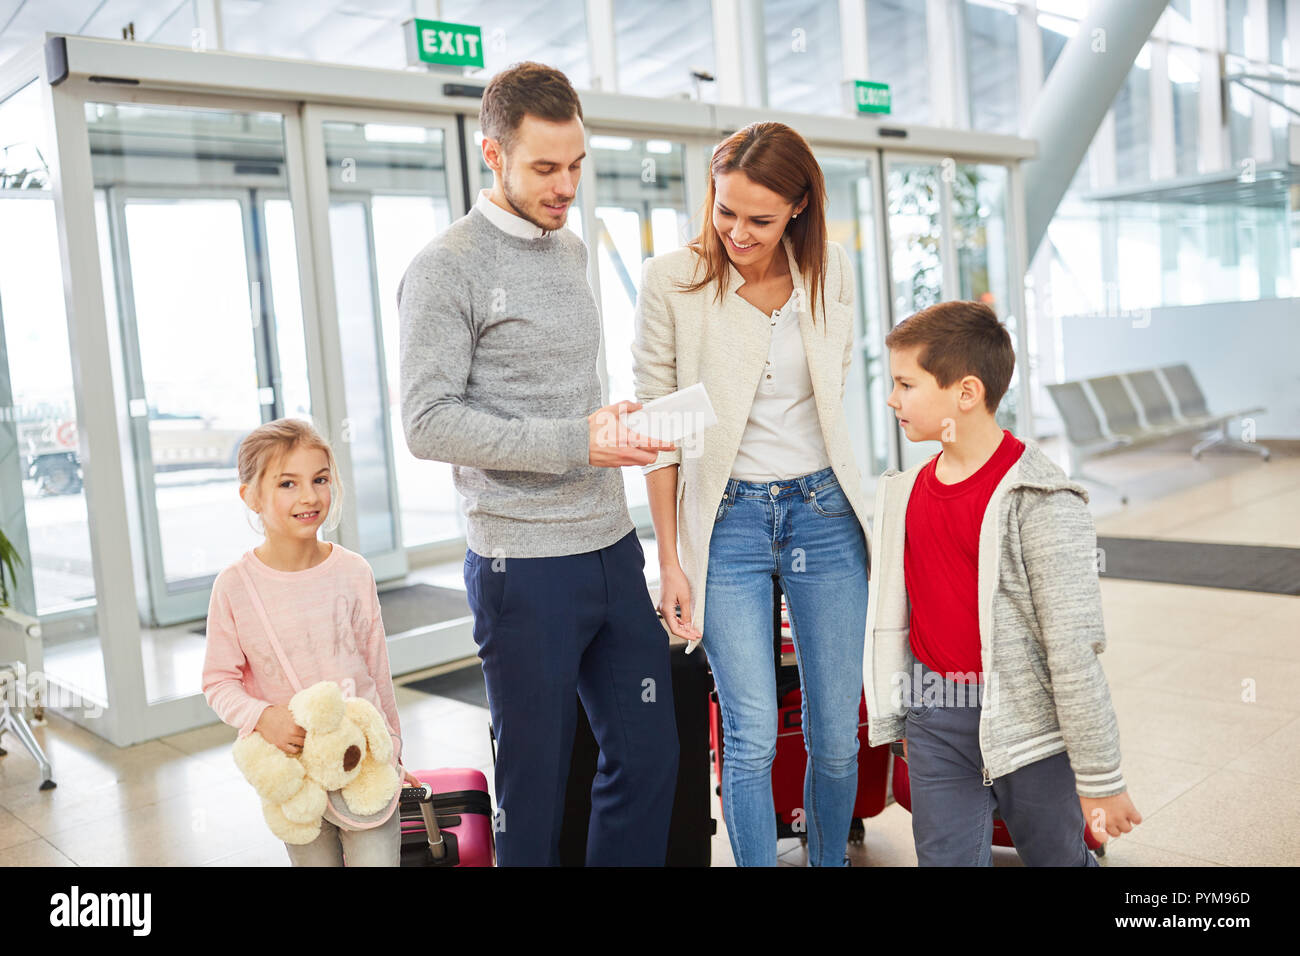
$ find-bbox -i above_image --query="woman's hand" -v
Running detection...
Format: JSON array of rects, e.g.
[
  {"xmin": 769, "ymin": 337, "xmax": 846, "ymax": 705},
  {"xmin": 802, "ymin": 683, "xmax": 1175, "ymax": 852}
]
[
  {"xmin": 256, "ymin": 704, "xmax": 306, "ymax": 755},
  {"xmin": 658, "ymin": 564, "xmax": 702, "ymax": 643},
  {"xmin": 401, "ymin": 767, "xmax": 424, "ymax": 789}
]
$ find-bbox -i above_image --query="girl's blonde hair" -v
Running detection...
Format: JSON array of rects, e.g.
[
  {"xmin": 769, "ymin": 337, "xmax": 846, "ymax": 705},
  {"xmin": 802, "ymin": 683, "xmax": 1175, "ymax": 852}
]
[{"xmin": 237, "ymin": 417, "xmax": 344, "ymax": 534}]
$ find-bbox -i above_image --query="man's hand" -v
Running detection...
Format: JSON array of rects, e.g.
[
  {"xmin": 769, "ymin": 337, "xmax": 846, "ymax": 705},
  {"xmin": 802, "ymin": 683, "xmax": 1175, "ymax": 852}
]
[
  {"xmin": 589, "ymin": 400, "xmax": 676, "ymax": 468},
  {"xmin": 1080, "ymin": 792, "xmax": 1142, "ymax": 843}
]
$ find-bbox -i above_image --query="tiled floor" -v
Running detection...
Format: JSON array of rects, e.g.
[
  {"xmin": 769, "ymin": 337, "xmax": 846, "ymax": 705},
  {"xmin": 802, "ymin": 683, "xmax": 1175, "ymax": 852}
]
[{"xmin": 1, "ymin": 444, "xmax": 1296, "ymax": 866}]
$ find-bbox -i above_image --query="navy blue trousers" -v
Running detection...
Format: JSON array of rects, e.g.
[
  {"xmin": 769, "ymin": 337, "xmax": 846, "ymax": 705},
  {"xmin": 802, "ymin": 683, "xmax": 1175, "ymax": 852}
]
[{"xmin": 464, "ymin": 530, "xmax": 679, "ymax": 866}]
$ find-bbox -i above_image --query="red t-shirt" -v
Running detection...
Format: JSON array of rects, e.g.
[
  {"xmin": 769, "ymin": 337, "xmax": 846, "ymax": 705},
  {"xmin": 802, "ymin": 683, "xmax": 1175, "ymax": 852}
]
[{"xmin": 904, "ymin": 429, "xmax": 1025, "ymax": 683}]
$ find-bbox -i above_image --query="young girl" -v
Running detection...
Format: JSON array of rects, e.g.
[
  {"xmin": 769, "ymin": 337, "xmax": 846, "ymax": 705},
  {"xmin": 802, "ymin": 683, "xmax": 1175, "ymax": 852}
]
[{"xmin": 201, "ymin": 417, "xmax": 421, "ymax": 866}]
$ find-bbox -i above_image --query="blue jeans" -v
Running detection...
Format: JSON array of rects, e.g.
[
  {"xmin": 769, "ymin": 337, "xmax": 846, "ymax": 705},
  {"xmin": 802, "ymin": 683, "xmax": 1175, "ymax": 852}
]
[
  {"xmin": 905, "ymin": 660, "xmax": 1099, "ymax": 867},
  {"xmin": 702, "ymin": 466, "xmax": 869, "ymax": 867}
]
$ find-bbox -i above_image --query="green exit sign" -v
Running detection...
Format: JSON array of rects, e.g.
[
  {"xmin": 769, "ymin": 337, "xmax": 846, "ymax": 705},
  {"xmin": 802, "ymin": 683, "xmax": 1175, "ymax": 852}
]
[
  {"xmin": 855, "ymin": 80, "xmax": 891, "ymax": 115},
  {"xmin": 405, "ymin": 19, "xmax": 484, "ymax": 68}
]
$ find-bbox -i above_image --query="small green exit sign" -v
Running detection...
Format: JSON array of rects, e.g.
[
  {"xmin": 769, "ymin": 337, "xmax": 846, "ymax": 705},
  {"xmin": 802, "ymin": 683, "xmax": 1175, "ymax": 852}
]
[
  {"xmin": 855, "ymin": 80, "xmax": 891, "ymax": 115},
  {"xmin": 405, "ymin": 19, "xmax": 484, "ymax": 68}
]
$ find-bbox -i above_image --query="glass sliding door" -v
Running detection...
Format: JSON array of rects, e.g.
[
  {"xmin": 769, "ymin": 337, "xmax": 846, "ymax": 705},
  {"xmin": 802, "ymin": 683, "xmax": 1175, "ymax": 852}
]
[
  {"xmin": 309, "ymin": 112, "xmax": 463, "ymax": 565},
  {"xmin": 589, "ymin": 134, "xmax": 691, "ymax": 516},
  {"xmin": 86, "ymin": 102, "xmax": 314, "ymax": 634}
]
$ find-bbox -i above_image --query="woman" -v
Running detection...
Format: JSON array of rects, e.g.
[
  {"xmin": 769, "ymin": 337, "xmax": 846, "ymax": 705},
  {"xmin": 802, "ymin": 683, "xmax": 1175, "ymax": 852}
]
[{"xmin": 632, "ymin": 122, "xmax": 870, "ymax": 867}]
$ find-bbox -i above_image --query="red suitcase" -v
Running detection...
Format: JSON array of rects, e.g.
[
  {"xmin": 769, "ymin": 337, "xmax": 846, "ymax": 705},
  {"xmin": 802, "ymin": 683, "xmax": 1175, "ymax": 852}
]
[
  {"xmin": 889, "ymin": 750, "xmax": 1105, "ymax": 856},
  {"xmin": 398, "ymin": 768, "xmax": 496, "ymax": 867}
]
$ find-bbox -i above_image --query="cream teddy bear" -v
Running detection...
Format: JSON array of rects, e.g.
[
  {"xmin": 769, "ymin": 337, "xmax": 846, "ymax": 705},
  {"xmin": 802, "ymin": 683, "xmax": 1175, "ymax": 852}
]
[{"xmin": 232, "ymin": 681, "xmax": 401, "ymax": 844}]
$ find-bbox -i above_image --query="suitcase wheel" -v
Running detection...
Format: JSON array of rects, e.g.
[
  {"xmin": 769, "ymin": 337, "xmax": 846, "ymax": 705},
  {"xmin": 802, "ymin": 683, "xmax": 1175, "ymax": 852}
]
[{"xmin": 848, "ymin": 818, "xmax": 865, "ymax": 845}]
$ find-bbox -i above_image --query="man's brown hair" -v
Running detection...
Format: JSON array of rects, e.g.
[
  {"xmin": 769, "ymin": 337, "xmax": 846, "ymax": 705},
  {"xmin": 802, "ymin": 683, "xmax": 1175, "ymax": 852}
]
[
  {"xmin": 479, "ymin": 61, "xmax": 583, "ymax": 155},
  {"xmin": 885, "ymin": 301, "xmax": 1015, "ymax": 413}
]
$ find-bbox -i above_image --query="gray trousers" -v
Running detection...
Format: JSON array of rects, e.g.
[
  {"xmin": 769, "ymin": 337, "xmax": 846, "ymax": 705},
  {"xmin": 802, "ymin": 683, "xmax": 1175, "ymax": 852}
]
[
  {"xmin": 904, "ymin": 661, "xmax": 1098, "ymax": 867},
  {"xmin": 284, "ymin": 808, "xmax": 401, "ymax": 867}
]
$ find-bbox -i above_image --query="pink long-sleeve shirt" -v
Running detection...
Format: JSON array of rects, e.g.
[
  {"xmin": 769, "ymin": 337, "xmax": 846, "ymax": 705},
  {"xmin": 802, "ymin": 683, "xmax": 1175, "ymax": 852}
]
[{"xmin": 201, "ymin": 543, "xmax": 403, "ymax": 766}]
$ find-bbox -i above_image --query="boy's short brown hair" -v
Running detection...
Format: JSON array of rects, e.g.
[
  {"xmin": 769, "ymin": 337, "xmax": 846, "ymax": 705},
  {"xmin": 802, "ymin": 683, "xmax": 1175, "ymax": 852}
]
[
  {"xmin": 885, "ymin": 301, "xmax": 1015, "ymax": 414},
  {"xmin": 479, "ymin": 61, "xmax": 583, "ymax": 155}
]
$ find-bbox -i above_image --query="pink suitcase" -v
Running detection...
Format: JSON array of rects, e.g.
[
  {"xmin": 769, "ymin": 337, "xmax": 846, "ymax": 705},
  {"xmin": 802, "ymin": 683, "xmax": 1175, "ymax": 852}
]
[{"xmin": 399, "ymin": 768, "xmax": 495, "ymax": 867}]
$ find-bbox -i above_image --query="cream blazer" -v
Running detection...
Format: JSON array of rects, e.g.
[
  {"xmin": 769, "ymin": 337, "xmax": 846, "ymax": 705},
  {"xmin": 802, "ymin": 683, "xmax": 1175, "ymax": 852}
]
[{"xmin": 631, "ymin": 236, "xmax": 871, "ymax": 633}]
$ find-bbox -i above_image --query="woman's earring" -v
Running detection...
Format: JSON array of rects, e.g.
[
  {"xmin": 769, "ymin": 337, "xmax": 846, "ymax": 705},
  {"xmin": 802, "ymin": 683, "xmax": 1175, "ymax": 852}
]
[{"xmin": 792, "ymin": 213, "xmax": 798, "ymax": 219}]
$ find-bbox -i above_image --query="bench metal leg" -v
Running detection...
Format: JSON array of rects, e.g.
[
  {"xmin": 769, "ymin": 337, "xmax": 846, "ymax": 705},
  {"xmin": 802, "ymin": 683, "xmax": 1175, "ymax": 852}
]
[
  {"xmin": 1063, "ymin": 444, "xmax": 1129, "ymax": 505},
  {"xmin": 1191, "ymin": 422, "xmax": 1271, "ymax": 461},
  {"xmin": 1072, "ymin": 469, "xmax": 1130, "ymax": 505},
  {"xmin": 0, "ymin": 704, "xmax": 57, "ymax": 790}
]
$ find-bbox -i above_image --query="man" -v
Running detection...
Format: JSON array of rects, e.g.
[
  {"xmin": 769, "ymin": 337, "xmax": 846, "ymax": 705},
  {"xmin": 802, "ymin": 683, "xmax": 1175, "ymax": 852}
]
[{"xmin": 398, "ymin": 61, "xmax": 680, "ymax": 866}]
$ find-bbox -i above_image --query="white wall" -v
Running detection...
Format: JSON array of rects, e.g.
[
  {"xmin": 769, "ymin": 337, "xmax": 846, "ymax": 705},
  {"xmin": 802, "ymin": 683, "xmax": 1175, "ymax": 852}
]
[{"xmin": 1055, "ymin": 296, "xmax": 1300, "ymax": 439}]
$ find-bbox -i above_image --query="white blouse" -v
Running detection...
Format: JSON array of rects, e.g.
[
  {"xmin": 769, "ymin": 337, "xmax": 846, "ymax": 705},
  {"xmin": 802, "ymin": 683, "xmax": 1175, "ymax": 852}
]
[{"xmin": 729, "ymin": 290, "xmax": 832, "ymax": 482}]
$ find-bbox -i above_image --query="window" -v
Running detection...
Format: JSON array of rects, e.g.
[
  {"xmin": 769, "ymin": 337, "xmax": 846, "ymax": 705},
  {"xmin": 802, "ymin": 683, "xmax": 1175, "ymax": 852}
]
[
  {"xmin": 867, "ymin": 0, "xmax": 931, "ymax": 124},
  {"xmin": 614, "ymin": 0, "xmax": 716, "ymax": 100},
  {"xmin": 965, "ymin": 0, "xmax": 1020, "ymax": 134},
  {"xmin": 763, "ymin": 0, "xmax": 844, "ymax": 115}
]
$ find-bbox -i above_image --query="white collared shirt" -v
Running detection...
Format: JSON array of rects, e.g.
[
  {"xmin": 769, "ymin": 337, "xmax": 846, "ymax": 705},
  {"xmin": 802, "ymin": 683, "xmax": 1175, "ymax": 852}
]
[
  {"xmin": 729, "ymin": 289, "xmax": 832, "ymax": 482},
  {"xmin": 474, "ymin": 188, "xmax": 548, "ymax": 240}
]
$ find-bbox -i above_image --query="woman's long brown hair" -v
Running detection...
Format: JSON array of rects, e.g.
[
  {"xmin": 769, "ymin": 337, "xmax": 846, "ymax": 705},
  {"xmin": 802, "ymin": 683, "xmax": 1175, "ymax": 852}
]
[{"xmin": 682, "ymin": 122, "xmax": 829, "ymax": 325}]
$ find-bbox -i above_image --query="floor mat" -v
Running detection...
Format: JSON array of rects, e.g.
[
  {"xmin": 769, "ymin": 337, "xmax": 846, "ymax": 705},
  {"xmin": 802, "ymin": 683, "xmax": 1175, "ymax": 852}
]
[{"xmin": 1097, "ymin": 536, "xmax": 1300, "ymax": 595}]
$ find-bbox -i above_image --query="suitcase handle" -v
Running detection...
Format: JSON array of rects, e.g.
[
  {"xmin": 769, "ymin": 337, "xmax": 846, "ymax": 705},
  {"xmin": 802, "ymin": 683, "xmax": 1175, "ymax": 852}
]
[{"xmin": 401, "ymin": 784, "xmax": 448, "ymax": 861}]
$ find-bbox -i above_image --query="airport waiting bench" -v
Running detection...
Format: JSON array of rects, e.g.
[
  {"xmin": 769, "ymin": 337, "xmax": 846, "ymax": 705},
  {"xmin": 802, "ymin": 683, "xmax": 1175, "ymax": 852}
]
[{"xmin": 1045, "ymin": 363, "xmax": 1269, "ymax": 504}]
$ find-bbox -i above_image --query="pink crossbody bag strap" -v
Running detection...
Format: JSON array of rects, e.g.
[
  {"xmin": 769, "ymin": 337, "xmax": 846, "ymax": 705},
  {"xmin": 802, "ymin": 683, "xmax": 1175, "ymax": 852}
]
[{"xmin": 233, "ymin": 561, "xmax": 304, "ymax": 693}]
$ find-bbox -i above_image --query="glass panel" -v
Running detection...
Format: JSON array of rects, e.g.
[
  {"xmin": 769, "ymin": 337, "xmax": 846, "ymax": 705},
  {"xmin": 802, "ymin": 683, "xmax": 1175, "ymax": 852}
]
[
  {"xmin": 263, "ymin": 199, "xmax": 312, "ymax": 420},
  {"xmin": 952, "ymin": 163, "xmax": 1019, "ymax": 431},
  {"xmin": 868, "ymin": 0, "xmax": 931, "ymax": 124},
  {"xmin": 591, "ymin": 137, "xmax": 690, "ymax": 514},
  {"xmin": 886, "ymin": 162, "xmax": 943, "ymax": 316},
  {"xmin": 321, "ymin": 120, "xmax": 458, "ymax": 551},
  {"xmin": 965, "ymin": 0, "xmax": 1020, "ymax": 134},
  {"xmin": 122, "ymin": 196, "xmax": 265, "ymax": 590},
  {"xmin": 614, "ymin": 0, "xmax": 717, "ymax": 101},
  {"xmin": 1169, "ymin": 44, "xmax": 1201, "ymax": 177},
  {"xmin": 1114, "ymin": 50, "xmax": 1152, "ymax": 184},
  {"xmin": 821, "ymin": 155, "xmax": 890, "ymax": 478},
  {"xmin": 328, "ymin": 202, "xmax": 396, "ymax": 554},
  {"xmin": 885, "ymin": 160, "xmax": 944, "ymax": 469},
  {"xmin": 1226, "ymin": 0, "xmax": 1248, "ymax": 58},
  {"xmin": 764, "ymin": 0, "xmax": 844, "ymax": 115},
  {"xmin": 1039, "ymin": 11, "xmax": 1073, "ymax": 83},
  {"xmin": 0, "ymin": 80, "xmax": 107, "ymax": 707}
]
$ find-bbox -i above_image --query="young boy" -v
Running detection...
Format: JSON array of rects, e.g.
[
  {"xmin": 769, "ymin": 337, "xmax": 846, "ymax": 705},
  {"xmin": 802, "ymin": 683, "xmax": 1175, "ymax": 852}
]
[{"xmin": 862, "ymin": 301, "xmax": 1141, "ymax": 866}]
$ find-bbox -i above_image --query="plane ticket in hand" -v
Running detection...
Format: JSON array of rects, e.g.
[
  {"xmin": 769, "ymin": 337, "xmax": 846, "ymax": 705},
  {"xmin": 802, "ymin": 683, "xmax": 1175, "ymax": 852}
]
[{"xmin": 622, "ymin": 382, "xmax": 717, "ymax": 443}]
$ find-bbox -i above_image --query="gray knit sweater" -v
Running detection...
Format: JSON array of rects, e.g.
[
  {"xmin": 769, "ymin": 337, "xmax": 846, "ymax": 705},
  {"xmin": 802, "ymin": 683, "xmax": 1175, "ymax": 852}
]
[{"xmin": 397, "ymin": 207, "xmax": 633, "ymax": 558}]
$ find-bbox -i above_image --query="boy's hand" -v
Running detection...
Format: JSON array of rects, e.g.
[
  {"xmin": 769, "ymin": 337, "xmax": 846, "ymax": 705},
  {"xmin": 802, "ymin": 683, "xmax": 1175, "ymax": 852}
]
[
  {"xmin": 256, "ymin": 704, "xmax": 306, "ymax": 755},
  {"xmin": 1080, "ymin": 792, "xmax": 1142, "ymax": 843}
]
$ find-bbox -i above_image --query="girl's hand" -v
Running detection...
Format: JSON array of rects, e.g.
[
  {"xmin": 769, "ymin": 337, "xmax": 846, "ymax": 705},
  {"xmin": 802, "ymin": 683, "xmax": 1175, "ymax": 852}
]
[
  {"xmin": 401, "ymin": 767, "xmax": 424, "ymax": 789},
  {"xmin": 256, "ymin": 704, "xmax": 306, "ymax": 755}
]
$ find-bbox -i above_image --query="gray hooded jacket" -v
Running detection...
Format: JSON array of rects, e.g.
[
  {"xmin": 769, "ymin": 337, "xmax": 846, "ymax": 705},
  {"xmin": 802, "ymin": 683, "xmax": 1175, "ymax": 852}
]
[{"xmin": 862, "ymin": 439, "xmax": 1127, "ymax": 798}]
